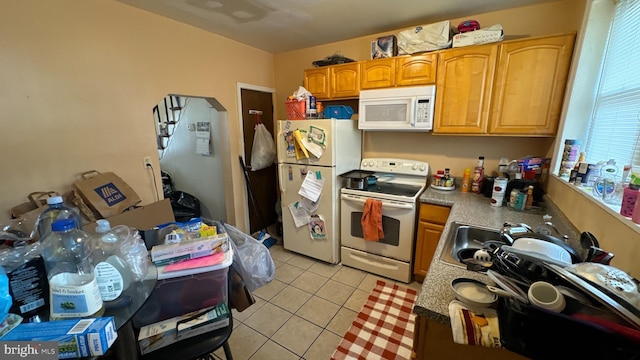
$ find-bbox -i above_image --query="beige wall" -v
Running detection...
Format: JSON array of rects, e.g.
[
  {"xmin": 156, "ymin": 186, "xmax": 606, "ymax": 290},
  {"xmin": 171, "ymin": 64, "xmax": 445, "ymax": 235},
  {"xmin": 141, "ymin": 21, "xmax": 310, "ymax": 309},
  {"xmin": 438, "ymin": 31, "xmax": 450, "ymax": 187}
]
[
  {"xmin": 1, "ymin": 0, "xmax": 275, "ymax": 230},
  {"xmin": 547, "ymin": 177, "xmax": 640, "ymax": 277},
  {"xmin": 273, "ymin": 0, "xmax": 586, "ymax": 178}
]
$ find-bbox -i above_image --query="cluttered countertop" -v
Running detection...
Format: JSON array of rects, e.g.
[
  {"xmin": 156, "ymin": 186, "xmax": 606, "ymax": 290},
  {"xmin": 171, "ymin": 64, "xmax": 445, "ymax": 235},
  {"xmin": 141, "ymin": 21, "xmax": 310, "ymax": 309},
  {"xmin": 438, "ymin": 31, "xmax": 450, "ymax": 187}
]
[{"xmin": 413, "ymin": 186, "xmax": 582, "ymax": 323}]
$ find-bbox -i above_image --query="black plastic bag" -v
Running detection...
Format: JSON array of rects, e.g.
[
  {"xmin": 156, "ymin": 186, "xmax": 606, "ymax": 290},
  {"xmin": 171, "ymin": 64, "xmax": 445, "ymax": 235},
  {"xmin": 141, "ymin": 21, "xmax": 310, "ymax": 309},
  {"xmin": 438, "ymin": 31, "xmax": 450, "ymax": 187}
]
[{"xmin": 168, "ymin": 191, "xmax": 201, "ymax": 222}]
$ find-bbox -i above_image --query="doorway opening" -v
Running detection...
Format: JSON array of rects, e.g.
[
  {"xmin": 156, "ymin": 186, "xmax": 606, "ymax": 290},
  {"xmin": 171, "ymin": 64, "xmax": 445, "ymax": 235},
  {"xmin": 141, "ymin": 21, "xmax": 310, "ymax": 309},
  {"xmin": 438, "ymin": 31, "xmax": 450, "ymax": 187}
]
[
  {"xmin": 237, "ymin": 83, "xmax": 279, "ymax": 236},
  {"xmin": 154, "ymin": 94, "xmax": 232, "ymax": 223}
]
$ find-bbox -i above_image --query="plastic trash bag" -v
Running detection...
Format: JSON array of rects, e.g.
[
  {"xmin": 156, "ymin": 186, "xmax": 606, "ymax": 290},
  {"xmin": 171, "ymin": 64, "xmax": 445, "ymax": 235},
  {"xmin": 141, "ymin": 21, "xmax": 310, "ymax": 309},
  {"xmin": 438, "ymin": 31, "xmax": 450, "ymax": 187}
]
[
  {"xmin": 221, "ymin": 223, "xmax": 275, "ymax": 292},
  {"xmin": 250, "ymin": 123, "xmax": 276, "ymax": 171},
  {"xmin": 169, "ymin": 191, "xmax": 201, "ymax": 222}
]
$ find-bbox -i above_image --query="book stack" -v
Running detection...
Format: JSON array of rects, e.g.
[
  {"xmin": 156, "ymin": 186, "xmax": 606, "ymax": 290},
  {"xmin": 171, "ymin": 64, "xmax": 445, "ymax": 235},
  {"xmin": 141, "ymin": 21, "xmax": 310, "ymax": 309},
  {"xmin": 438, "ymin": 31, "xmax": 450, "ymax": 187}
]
[{"xmin": 137, "ymin": 303, "xmax": 230, "ymax": 354}]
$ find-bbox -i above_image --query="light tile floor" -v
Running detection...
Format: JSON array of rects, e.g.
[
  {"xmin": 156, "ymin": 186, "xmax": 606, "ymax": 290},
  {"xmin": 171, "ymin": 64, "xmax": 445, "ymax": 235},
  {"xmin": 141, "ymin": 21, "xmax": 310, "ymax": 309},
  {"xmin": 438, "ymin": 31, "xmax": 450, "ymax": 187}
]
[{"xmin": 212, "ymin": 243, "xmax": 423, "ymax": 360}]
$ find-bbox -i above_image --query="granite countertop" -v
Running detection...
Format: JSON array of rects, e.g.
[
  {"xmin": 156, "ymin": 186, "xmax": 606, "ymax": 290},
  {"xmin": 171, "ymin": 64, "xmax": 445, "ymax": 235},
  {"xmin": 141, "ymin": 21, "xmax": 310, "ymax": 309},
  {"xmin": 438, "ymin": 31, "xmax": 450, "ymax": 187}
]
[{"xmin": 413, "ymin": 187, "xmax": 582, "ymax": 323}]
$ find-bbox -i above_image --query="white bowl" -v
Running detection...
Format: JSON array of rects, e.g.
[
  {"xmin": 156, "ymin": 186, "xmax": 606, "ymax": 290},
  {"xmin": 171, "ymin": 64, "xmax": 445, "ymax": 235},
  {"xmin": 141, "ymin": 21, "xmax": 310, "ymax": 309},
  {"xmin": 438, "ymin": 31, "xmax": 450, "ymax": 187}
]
[
  {"xmin": 501, "ymin": 238, "xmax": 572, "ymax": 266},
  {"xmin": 451, "ymin": 278, "xmax": 497, "ymax": 308}
]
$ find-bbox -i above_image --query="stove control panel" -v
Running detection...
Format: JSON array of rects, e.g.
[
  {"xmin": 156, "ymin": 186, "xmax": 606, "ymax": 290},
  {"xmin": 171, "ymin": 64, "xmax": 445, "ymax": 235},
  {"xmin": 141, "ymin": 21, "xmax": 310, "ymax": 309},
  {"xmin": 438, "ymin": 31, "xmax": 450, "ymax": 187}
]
[{"xmin": 360, "ymin": 158, "xmax": 429, "ymax": 176}]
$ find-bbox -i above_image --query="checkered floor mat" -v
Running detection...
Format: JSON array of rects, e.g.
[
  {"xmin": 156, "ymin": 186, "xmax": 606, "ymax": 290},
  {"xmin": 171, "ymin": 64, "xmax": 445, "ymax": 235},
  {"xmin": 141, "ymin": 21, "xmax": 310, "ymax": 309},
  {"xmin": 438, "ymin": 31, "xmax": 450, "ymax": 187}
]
[{"xmin": 331, "ymin": 280, "xmax": 417, "ymax": 360}]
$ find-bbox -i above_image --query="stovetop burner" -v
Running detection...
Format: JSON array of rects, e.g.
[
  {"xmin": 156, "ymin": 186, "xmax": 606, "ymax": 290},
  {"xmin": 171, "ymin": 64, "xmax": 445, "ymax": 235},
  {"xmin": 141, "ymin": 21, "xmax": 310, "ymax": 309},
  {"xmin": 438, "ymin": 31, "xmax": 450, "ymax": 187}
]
[
  {"xmin": 359, "ymin": 182, "xmax": 423, "ymax": 197},
  {"xmin": 340, "ymin": 158, "xmax": 430, "ymax": 201}
]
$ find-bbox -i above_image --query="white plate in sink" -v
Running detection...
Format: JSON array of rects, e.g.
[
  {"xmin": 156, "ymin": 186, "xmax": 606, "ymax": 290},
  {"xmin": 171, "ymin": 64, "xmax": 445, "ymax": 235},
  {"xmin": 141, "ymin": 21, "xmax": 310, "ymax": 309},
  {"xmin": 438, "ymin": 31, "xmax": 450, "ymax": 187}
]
[{"xmin": 501, "ymin": 238, "xmax": 572, "ymax": 267}]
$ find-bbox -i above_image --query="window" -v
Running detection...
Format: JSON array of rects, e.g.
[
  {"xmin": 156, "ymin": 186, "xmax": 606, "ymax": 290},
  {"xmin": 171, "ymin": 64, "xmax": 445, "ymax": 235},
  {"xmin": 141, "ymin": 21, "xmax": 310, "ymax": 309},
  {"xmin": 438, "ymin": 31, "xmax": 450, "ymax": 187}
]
[{"xmin": 585, "ymin": 0, "xmax": 640, "ymax": 168}]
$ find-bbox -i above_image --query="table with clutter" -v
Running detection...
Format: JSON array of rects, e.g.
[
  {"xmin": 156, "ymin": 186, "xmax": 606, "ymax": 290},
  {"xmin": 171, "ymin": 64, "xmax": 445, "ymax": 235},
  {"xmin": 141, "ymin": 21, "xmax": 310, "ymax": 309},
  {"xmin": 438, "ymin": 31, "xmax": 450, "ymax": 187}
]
[{"xmin": 0, "ymin": 198, "xmax": 274, "ymax": 360}]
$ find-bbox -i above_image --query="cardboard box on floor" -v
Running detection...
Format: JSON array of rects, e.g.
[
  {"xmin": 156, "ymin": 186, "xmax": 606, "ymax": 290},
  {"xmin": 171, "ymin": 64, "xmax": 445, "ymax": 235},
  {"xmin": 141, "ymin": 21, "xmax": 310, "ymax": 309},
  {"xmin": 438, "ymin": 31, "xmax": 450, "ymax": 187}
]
[{"xmin": 84, "ymin": 198, "xmax": 175, "ymax": 249}]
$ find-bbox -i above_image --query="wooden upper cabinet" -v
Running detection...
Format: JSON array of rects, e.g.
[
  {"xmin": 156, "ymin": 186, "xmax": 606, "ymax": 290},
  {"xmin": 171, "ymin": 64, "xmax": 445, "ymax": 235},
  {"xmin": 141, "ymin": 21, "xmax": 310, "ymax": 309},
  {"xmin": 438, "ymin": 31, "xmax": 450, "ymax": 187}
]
[
  {"xmin": 396, "ymin": 54, "xmax": 437, "ymax": 86},
  {"xmin": 304, "ymin": 67, "xmax": 330, "ymax": 100},
  {"xmin": 330, "ymin": 62, "xmax": 361, "ymax": 99},
  {"xmin": 361, "ymin": 58, "xmax": 396, "ymax": 89},
  {"xmin": 433, "ymin": 44, "xmax": 498, "ymax": 134},
  {"xmin": 489, "ymin": 33, "xmax": 576, "ymax": 135}
]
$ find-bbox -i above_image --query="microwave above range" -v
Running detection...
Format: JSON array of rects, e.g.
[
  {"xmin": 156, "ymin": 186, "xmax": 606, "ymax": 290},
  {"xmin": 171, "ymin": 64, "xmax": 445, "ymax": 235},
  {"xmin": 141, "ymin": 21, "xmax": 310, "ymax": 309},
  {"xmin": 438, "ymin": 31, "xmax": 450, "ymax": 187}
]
[{"xmin": 358, "ymin": 85, "xmax": 435, "ymax": 132}]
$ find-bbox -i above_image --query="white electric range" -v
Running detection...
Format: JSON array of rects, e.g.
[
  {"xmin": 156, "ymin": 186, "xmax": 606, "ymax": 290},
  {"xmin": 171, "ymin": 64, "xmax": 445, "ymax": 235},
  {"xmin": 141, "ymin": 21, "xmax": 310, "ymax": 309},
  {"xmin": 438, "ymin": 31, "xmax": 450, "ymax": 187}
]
[{"xmin": 340, "ymin": 158, "xmax": 429, "ymax": 283}]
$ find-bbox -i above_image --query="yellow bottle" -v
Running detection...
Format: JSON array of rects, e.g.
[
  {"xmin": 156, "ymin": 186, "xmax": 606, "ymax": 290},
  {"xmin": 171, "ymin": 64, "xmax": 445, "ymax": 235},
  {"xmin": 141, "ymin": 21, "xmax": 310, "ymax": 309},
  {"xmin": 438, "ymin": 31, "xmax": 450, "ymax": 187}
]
[
  {"xmin": 525, "ymin": 185, "xmax": 534, "ymax": 210},
  {"xmin": 461, "ymin": 168, "xmax": 471, "ymax": 193}
]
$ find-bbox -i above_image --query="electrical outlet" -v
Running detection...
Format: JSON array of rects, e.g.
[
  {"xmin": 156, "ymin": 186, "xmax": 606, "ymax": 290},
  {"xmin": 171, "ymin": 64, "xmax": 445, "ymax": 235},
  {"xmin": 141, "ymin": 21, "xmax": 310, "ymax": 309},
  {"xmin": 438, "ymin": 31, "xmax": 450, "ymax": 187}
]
[{"xmin": 143, "ymin": 156, "xmax": 152, "ymax": 168}]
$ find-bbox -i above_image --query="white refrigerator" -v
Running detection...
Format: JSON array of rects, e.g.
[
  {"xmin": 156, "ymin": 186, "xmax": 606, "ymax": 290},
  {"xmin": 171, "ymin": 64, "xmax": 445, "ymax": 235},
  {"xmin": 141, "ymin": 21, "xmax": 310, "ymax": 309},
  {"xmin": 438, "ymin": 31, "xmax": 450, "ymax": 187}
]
[{"xmin": 276, "ymin": 119, "xmax": 362, "ymax": 264}]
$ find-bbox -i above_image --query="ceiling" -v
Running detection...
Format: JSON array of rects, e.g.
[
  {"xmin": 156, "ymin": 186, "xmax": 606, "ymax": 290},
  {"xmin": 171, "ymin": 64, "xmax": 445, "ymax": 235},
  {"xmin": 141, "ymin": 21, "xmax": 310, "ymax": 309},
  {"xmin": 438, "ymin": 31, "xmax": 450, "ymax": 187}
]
[{"xmin": 116, "ymin": 0, "xmax": 559, "ymax": 53}]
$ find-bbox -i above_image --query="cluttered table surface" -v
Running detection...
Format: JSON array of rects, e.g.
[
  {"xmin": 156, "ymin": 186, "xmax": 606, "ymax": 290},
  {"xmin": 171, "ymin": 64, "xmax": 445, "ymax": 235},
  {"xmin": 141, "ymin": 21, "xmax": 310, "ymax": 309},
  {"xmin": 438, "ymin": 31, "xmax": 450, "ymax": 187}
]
[{"xmin": 413, "ymin": 187, "xmax": 581, "ymax": 323}]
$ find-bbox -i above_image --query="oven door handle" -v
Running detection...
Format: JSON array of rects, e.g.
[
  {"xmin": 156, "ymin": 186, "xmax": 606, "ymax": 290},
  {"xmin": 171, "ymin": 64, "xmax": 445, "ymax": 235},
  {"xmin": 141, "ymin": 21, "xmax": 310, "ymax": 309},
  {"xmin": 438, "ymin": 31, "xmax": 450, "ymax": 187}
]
[{"xmin": 340, "ymin": 194, "xmax": 414, "ymax": 209}]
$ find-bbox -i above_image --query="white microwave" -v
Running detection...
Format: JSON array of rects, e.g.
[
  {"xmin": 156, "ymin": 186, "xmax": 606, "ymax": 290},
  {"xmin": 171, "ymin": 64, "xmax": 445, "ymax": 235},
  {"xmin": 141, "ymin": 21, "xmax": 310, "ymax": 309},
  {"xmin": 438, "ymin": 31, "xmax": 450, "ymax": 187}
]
[{"xmin": 358, "ymin": 85, "xmax": 435, "ymax": 131}]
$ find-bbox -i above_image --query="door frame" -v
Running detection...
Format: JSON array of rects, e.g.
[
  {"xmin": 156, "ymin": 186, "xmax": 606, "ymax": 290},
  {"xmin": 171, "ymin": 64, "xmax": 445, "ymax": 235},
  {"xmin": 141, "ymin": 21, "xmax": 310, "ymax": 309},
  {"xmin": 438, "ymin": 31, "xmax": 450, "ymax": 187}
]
[{"xmin": 236, "ymin": 82, "xmax": 276, "ymax": 232}]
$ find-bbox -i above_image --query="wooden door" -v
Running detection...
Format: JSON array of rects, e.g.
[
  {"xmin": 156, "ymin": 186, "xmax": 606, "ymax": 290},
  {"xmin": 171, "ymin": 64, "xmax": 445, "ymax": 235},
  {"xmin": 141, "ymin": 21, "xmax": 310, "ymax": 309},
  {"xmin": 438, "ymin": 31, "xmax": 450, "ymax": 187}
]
[
  {"xmin": 361, "ymin": 58, "xmax": 396, "ymax": 89},
  {"xmin": 433, "ymin": 44, "xmax": 498, "ymax": 134},
  {"xmin": 489, "ymin": 34, "xmax": 576, "ymax": 135},
  {"xmin": 330, "ymin": 62, "xmax": 360, "ymax": 98},
  {"xmin": 241, "ymin": 88, "xmax": 278, "ymax": 234},
  {"xmin": 414, "ymin": 221, "xmax": 444, "ymax": 283},
  {"xmin": 304, "ymin": 67, "xmax": 330, "ymax": 100},
  {"xmin": 396, "ymin": 54, "xmax": 438, "ymax": 86},
  {"xmin": 413, "ymin": 203, "xmax": 450, "ymax": 283}
]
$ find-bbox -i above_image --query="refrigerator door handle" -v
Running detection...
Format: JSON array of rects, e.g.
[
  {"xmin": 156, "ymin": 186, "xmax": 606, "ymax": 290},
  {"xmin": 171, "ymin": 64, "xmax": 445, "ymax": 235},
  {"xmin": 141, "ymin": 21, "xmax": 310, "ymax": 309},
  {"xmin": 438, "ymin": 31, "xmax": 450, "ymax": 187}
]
[
  {"xmin": 278, "ymin": 165, "xmax": 286, "ymax": 193},
  {"xmin": 340, "ymin": 194, "xmax": 414, "ymax": 210}
]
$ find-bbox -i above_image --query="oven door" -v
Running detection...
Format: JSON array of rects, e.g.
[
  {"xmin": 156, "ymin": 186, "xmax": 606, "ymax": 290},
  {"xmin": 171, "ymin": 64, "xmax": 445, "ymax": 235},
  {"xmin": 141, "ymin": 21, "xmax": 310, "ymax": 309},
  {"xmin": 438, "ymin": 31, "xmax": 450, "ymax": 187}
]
[{"xmin": 340, "ymin": 192, "xmax": 416, "ymax": 262}]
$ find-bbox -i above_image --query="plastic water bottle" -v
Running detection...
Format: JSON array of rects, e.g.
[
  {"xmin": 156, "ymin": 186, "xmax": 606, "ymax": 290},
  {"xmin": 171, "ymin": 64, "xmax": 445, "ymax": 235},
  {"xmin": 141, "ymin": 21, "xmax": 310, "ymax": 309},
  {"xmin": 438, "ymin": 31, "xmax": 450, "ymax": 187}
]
[
  {"xmin": 93, "ymin": 220, "xmax": 132, "ymax": 302},
  {"xmin": 41, "ymin": 219, "xmax": 104, "ymax": 319},
  {"xmin": 35, "ymin": 196, "xmax": 83, "ymax": 240}
]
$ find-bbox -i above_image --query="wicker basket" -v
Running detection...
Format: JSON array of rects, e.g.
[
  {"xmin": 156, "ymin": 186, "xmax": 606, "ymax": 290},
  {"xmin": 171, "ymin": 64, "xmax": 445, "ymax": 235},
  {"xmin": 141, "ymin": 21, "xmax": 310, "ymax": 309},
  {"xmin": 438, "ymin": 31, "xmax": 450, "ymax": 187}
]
[{"xmin": 285, "ymin": 99, "xmax": 306, "ymax": 120}]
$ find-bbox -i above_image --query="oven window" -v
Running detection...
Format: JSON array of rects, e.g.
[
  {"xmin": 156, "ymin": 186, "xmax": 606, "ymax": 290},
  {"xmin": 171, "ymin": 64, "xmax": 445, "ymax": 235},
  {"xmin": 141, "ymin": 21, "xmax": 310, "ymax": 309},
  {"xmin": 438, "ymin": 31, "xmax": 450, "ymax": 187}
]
[{"xmin": 349, "ymin": 212, "xmax": 400, "ymax": 246}]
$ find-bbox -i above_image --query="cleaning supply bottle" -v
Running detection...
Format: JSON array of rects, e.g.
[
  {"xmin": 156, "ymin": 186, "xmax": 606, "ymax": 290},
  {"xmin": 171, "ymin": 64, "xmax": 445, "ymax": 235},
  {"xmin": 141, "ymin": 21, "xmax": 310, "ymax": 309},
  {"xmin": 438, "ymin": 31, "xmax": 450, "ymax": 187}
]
[
  {"xmin": 35, "ymin": 196, "xmax": 83, "ymax": 241},
  {"xmin": 593, "ymin": 159, "xmax": 618, "ymax": 202},
  {"xmin": 525, "ymin": 185, "xmax": 534, "ymax": 210},
  {"xmin": 535, "ymin": 214, "xmax": 554, "ymax": 236},
  {"xmin": 461, "ymin": 168, "xmax": 471, "ymax": 193},
  {"xmin": 471, "ymin": 156, "xmax": 485, "ymax": 194},
  {"xmin": 93, "ymin": 220, "xmax": 132, "ymax": 302},
  {"xmin": 41, "ymin": 219, "xmax": 104, "ymax": 319}
]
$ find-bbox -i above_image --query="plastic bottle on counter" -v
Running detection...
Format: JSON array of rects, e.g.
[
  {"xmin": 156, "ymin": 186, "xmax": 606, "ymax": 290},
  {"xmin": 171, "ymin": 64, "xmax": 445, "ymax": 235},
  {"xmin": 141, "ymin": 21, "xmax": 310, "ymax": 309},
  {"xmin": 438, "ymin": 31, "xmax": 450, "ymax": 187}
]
[
  {"xmin": 41, "ymin": 219, "xmax": 104, "ymax": 320},
  {"xmin": 93, "ymin": 220, "xmax": 132, "ymax": 302},
  {"xmin": 632, "ymin": 193, "xmax": 640, "ymax": 225},
  {"xmin": 471, "ymin": 156, "xmax": 485, "ymax": 194},
  {"xmin": 525, "ymin": 185, "xmax": 534, "ymax": 210},
  {"xmin": 620, "ymin": 185, "xmax": 639, "ymax": 217},
  {"xmin": 535, "ymin": 214, "xmax": 554, "ymax": 236},
  {"xmin": 461, "ymin": 168, "xmax": 471, "ymax": 193}
]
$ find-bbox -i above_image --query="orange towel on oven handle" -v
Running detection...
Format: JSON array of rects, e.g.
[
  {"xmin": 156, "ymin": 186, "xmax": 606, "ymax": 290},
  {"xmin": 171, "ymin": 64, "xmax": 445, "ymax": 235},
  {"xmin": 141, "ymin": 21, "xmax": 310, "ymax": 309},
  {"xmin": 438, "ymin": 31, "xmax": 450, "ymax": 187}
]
[{"xmin": 361, "ymin": 198, "xmax": 384, "ymax": 241}]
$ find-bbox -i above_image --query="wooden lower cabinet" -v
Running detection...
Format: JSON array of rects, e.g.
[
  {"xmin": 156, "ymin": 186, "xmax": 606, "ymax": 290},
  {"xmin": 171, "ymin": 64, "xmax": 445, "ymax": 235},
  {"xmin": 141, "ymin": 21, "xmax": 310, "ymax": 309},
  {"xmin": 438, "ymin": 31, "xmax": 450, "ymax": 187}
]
[
  {"xmin": 412, "ymin": 316, "xmax": 528, "ymax": 360},
  {"xmin": 413, "ymin": 203, "xmax": 450, "ymax": 283}
]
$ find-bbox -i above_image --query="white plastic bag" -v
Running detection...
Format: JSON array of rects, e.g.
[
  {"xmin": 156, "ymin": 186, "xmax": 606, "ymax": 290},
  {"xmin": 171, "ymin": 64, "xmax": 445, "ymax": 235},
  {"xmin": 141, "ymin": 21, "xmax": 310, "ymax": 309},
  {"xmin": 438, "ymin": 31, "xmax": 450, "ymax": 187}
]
[
  {"xmin": 222, "ymin": 223, "xmax": 275, "ymax": 292},
  {"xmin": 251, "ymin": 123, "xmax": 276, "ymax": 171},
  {"xmin": 397, "ymin": 20, "xmax": 452, "ymax": 55}
]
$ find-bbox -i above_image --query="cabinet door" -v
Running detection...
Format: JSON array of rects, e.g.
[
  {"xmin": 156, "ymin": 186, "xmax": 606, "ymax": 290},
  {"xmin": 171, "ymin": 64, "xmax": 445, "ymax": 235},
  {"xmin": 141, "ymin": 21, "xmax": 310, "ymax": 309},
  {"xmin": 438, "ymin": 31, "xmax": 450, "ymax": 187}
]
[
  {"xmin": 304, "ymin": 67, "xmax": 330, "ymax": 100},
  {"xmin": 396, "ymin": 54, "xmax": 437, "ymax": 86},
  {"xmin": 414, "ymin": 221, "xmax": 444, "ymax": 283},
  {"xmin": 361, "ymin": 58, "xmax": 396, "ymax": 89},
  {"xmin": 433, "ymin": 44, "xmax": 498, "ymax": 134},
  {"xmin": 330, "ymin": 62, "xmax": 361, "ymax": 99},
  {"xmin": 489, "ymin": 34, "xmax": 575, "ymax": 135}
]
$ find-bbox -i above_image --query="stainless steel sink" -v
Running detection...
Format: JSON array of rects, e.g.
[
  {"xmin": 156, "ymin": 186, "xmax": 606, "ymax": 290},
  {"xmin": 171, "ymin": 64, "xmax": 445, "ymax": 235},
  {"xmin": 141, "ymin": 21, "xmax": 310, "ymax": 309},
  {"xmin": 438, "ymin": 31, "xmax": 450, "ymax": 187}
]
[{"xmin": 439, "ymin": 222, "xmax": 505, "ymax": 268}]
